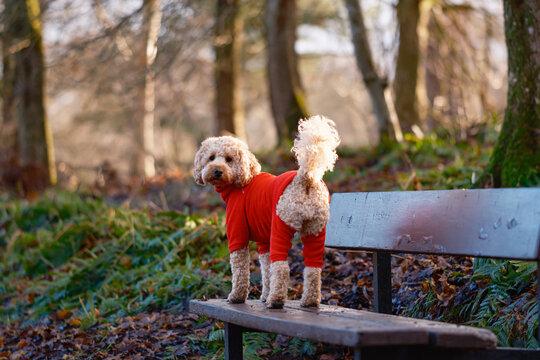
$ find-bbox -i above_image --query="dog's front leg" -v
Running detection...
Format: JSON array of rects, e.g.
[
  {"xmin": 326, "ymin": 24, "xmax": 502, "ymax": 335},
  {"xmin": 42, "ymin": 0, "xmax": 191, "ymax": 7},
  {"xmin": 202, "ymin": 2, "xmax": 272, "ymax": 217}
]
[
  {"xmin": 228, "ymin": 247, "xmax": 250, "ymax": 303},
  {"xmin": 259, "ymin": 252, "xmax": 270, "ymax": 302},
  {"xmin": 267, "ymin": 260, "xmax": 290, "ymax": 308}
]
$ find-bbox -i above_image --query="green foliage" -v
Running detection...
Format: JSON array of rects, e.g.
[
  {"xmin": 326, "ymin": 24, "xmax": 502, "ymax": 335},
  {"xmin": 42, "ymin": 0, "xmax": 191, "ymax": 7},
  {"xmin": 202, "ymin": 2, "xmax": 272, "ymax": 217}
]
[
  {"xmin": 405, "ymin": 258, "xmax": 538, "ymax": 348},
  {"xmin": 461, "ymin": 259, "xmax": 538, "ymax": 348},
  {"xmin": 0, "ymin": 191, "xmax": 229, "ymax": 323},
  {"xmin": 375, "ymin": 133, "xmax": 490, "ymax": 190}
]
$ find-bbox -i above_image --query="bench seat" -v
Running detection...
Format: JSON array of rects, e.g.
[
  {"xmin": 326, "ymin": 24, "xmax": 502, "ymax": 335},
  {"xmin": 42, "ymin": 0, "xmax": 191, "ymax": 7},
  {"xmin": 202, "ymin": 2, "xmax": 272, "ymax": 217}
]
[{"xmin": 189, "ymin": 298, "xmax": 497, "ymax": 349}]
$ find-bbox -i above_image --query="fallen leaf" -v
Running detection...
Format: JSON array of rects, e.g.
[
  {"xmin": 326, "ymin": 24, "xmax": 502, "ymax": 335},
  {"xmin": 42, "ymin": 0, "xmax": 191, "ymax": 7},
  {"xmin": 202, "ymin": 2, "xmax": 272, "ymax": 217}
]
[
  {"xmin": 56, "ymin": 309, "xmax": 72, "ymax": 320},
  {"xmin": 67, "ymin": 318, "xmax": 82, "ymax": 327}
]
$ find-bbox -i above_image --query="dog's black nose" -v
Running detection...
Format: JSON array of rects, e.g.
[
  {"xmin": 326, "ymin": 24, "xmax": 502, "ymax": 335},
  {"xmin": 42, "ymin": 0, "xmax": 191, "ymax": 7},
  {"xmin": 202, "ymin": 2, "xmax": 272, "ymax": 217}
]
[{"xmin": 213, "ymin": 169, "xmax": 223, "ymax": 178}]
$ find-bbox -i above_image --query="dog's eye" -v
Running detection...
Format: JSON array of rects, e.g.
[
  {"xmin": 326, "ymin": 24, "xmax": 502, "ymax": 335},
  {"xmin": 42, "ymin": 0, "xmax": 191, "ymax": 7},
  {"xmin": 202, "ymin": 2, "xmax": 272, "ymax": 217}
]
[
  {"xmin": 226, "ymin": 157, "xmax": 233, "ymax": 163},
  {"xmin": 209, "ymin": 155, "xmax": 215, "ymax": 161}
]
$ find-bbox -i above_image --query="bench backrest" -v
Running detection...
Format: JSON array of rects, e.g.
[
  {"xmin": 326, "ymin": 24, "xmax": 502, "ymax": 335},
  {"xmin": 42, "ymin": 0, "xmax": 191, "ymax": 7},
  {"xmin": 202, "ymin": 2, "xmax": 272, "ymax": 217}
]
[{"xmin": 326, "ymin": 188, "xmax": 540, "ymax": 260}]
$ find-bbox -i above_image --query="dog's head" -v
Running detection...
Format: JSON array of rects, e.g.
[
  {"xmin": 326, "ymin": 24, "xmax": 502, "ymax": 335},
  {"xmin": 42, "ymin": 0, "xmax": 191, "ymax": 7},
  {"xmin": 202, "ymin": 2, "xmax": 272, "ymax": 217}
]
[{"xmin": 193, "ymin": 136, "xmax": 261, "ymax": 188}]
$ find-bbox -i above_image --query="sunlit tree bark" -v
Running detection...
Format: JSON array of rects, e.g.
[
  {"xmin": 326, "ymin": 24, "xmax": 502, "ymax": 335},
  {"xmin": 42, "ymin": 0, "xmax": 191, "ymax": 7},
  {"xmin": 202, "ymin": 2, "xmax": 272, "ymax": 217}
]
[
  {"xmin": 485, "ymin": 0, "xmax": 539, "ymax": 187},
  {"xmin": 133, "ymin": 0, "xmax": 162, "ymax": 178},
  {"xmin": 394, "ymin": 0, "xmax": 422, "ymax": 134},
  {"xmin": 344, "ymin": 0, "xmax": 396, "ymax": 141},
  {"xmin": 266, "ymin": 0, "xmax": 309, "ymax": 145},
  {"xmin": 5, "ymin": 0, "xmax": 56, "ymax": 186},
  {"xmin": 215, "ymin": 0, "xmax": 246, "ymax": 141},
  {"xmin": 1, "ymin": 31, "xmax": 16, "ymax": 148}
]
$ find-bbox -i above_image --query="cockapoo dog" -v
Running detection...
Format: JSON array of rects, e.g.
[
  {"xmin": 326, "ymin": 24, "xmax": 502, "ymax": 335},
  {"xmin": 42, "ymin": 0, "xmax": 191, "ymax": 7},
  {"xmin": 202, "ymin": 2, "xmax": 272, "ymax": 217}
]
[{"xmin": 193, "ymin": 115, "xmax": 340, "ymax": 308}]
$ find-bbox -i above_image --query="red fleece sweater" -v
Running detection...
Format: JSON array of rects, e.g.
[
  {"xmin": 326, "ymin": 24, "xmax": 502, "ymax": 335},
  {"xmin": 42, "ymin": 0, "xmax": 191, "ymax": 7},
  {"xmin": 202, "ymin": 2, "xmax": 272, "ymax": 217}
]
[{"xmin": 215, "ymin": 171, "xmax": 325, "ymax": 268}]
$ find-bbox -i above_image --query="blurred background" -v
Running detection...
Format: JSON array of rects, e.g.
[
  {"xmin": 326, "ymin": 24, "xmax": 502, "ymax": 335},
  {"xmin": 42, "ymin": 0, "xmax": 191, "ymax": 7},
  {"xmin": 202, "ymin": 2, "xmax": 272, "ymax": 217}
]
[
  {"xmin": 1, "ymin": 2, "xmax": 538, "ymax": 356},
  {"xmin": 0, "ymin": 0, "xmax": 509, "ymax": 192}
]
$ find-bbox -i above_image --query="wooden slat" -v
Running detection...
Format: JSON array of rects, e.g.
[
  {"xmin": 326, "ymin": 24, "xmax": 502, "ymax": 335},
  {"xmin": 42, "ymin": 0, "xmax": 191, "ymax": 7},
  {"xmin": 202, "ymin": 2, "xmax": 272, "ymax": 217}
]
[
  {"xmin": 189, "ymin": 299, "xmax": 497, "ymax": 349},
  {"xmin": 358, "ymin": 346, "xmax": 540, "ymax": 360},
  {"xmin": 326, "ymin": 188, "xmax": 540, "ymax": 260}
]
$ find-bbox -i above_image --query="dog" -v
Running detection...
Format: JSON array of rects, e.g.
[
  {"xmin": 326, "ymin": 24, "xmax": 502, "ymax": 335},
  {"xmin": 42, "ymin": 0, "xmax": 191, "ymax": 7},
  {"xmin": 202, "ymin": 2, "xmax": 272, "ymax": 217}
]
[{"xmin": 193, "ymin": 115, "xmax": 340, "ymax": 308}]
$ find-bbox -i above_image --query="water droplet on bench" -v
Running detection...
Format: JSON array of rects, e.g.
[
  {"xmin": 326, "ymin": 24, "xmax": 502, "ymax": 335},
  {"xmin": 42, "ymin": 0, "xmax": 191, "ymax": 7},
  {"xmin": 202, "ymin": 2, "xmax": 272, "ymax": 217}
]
[
  {"xmin": 493, "ymin": 217, "xmax": 502, "ymax": 229},
  {"xmin": 506, "ymin": 218, "xmax": 518, "ymax": 229},
  {"xmin": 422, "ymin": 236, "xmax": 433, "ymax": 244},
  {"xmin": 478, "ymin": 228, "xmax": 488, "ymax": 240}
]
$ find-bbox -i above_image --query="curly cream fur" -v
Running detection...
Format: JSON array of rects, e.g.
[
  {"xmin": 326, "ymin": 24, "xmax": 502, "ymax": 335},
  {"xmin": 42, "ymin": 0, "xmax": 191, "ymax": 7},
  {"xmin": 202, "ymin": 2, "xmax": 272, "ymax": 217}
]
[
  {"xmin": 276, "ymin": 116, "xmax": 338, "ymax": 236},
  {"xmin": 259, "ymin": 252, "xmax": 271, "ymax": 302},
  {"xmin": 193, "ymin": 136, "xmax": 261, "ymax": 188},
  {"xmin": 293, "ymin": 115, "xmax": 340, "ymax": 185},
  {"xmin": 300, "ymin": 267, "xmax": 322, "ymax": 307},
  {"xmin": 276, "ymin": 176, "xmax": 330, "ymax": 236},
  {"xmin": 193, "ymin": 115, "xmax": 340, "ymax": 308},
  {"xmin": 267, "ymin": 261, "xmax": 290, "ymax": 309},
  {"xmin": 228, "ymin": 247, "xmax": 250, "ymax": 303}
]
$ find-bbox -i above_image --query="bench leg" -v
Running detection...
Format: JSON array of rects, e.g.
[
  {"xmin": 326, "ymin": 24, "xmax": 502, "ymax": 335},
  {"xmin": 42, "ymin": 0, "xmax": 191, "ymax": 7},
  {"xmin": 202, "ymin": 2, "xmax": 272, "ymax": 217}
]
[
  {"xmin": 224, "ymin": 322, "xmax": 243, "ymax": 360},
  {"xmin": 373, "ymin": 251, "xmax": 392, "ymax": 314}
]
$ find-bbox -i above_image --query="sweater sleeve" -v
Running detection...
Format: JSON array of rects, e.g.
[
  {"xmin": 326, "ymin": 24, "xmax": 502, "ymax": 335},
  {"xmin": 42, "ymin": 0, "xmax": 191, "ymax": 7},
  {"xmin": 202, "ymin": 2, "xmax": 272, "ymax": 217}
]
[{"xmin": 225, "ymin": 191, "xmax": 250, "ymax": 253}]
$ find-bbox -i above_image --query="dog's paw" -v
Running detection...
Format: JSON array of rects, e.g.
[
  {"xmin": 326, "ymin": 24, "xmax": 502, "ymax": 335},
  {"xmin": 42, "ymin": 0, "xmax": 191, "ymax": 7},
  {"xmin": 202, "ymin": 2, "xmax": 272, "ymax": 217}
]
[
  {"xmin": 260, "ymin": 287, "xmax": 269, "ymax": 303},
  {"xmin": 227, "ymin": 292, "xmax": 247, "ymax": 304},
  {"xmin": 300, "ymin": 297, "xmax": 320, "ymax": 308},
  {"xmin": 266, "ymin": 292, "xmax": 286, "ymax": 309},
  {"xmin": 267, "ymin": 299, "xmax": 284, "ymax": 309}
]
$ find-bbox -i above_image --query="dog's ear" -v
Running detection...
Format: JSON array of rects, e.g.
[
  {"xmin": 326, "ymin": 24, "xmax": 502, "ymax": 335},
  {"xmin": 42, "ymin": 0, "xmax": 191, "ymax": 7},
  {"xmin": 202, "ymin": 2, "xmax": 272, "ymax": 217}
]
[
  {"xmin": 235, "ymin": 147, "xmax": 261, "ymax": 187},
  {"xmin": 193, "ymin": 143, "xmax": 207, "ymax": 185}
]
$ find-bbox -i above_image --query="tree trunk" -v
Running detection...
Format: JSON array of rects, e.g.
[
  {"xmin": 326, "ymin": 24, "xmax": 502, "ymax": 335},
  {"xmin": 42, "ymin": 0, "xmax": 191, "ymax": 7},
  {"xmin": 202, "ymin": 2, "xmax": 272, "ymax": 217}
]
[
  {"xmin": 393, "ymin": 0, "xmax": 421, "ymax": 134},
  {"xmin": 133, "ymin": 0, "xmax": 162, "ymax": 178},
  {"xmin": 484, "ymin": 0, "xmax": 539, "ymax": 187},
  {"xmin": 1, "ymin": 31, "xmax": 17, "ymax": 150},
  {"xmin": 344, "ymin": 0, "xmax": 396, "ymax": 141},
  {"xmin": 415, "ymin": 0, "xmax": 431, "ymax": 130},
  {"xmin": 265, "ymin": 0, "xmax": 308, "ymax": 145},
  {"xmin": 6, "ymin": 0, "xmax": 56, "ymax": 187},
  {"xmin": 215, "ymin": 0, "xmax": 246, "ymax": 141}
]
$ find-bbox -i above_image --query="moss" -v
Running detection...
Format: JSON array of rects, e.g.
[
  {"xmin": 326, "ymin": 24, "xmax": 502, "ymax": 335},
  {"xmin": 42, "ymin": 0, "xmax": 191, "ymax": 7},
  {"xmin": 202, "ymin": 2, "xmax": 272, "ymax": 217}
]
[{"xmin": 484, "ymin": 1, "xmax": 540, "ymax": 188}]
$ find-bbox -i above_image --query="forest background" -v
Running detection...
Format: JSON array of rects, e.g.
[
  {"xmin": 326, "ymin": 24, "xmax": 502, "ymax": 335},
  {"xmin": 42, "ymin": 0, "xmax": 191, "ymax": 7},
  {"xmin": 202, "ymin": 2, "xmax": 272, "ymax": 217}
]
[{"xmin": 1, "ymin": 0, "xmax": 518, "ymax": 186}]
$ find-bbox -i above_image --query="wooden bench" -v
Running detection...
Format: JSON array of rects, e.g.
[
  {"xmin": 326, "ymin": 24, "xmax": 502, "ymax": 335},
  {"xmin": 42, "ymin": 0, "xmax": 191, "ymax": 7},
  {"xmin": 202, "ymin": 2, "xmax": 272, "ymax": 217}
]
[{"xmin": 190, "ymin": 188, "xmax": 540, "ymax": 359}]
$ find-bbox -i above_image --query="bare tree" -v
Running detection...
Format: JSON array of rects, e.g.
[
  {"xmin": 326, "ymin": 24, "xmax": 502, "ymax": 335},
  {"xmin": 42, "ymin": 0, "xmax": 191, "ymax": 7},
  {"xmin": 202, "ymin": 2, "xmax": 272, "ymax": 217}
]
[
  {"xmin": 265, "ymin": 0, "xmax": 308, "ymax": 145},
  {"xmin": 4, "ymin": 0, "xmax": 56, "ymax": 187},
  {"xmin": 343, "ymin": 0, "xmax": 396, "ymax": 141},
  {"xmin": 215, "ymin": 0, "xmax": 246, "ymax": 140},
  {"xmin": 133, "ymin": 0, "xmax": 162, "ymax": 178},
  {"xmin": 1, "ymin": 29, "xmax": 16, "ymax": 149},
  {"xmin": 393, "ymin": 0, "xmax": 423, "ymax": 134},
  {"xmin": 484, "ymin": 0, "xmax": 539, "ymax": 187}
]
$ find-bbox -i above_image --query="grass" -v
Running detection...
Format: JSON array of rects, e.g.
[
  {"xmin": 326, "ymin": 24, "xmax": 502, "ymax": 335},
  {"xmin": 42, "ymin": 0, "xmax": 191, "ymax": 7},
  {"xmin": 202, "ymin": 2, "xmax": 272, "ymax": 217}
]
[{"xmin": 0, "ymin": 191, "xmax": 230, "ymax": 327}]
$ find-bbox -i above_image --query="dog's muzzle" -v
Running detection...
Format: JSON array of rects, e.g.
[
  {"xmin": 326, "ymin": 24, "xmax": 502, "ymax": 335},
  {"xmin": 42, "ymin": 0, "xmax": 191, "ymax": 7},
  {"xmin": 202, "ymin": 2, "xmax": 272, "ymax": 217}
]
[{"xmin": 213, "ymin": 169, "xmax": 223, "ymax": 178}]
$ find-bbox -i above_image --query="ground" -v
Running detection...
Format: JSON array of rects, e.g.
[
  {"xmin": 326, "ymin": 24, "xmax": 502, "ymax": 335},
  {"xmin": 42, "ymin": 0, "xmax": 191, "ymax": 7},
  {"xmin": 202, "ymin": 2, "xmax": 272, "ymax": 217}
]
[{"xmin": 1, "ymin": 126, "xmax": 538, "ymax": 359}]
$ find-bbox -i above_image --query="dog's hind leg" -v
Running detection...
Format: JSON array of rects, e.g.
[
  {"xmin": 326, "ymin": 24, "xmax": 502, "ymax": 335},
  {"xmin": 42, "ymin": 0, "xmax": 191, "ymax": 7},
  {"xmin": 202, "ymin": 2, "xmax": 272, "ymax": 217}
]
[
  {"xmin": 300, "ymin": 230, "xmax": 325, "ymax": 307},
  {"xmin": 301, "ymin": 267, "xmax": 322, "ymax": 307},
  {"xmin": 259, "ymin": 252, "xmax": 270, "ymax": 302},
  {"xmin": 227, "ymin": 247, "xmax": 250, "ymax": 303}
]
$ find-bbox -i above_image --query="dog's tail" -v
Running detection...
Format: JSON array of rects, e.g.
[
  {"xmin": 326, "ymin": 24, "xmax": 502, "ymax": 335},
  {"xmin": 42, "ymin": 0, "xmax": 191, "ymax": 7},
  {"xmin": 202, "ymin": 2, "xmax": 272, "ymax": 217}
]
[{"xmin": 293, "ymin": 115, "xmax": 340, "ymax": 186}]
